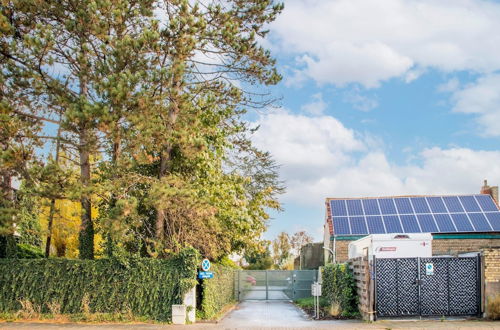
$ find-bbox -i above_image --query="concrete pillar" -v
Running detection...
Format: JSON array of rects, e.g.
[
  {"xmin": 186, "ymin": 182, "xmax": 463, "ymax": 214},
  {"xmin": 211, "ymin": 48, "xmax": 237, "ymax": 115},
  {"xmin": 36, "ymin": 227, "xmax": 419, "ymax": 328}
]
[
  {"xmin": 171, "ymin": 305, "xmax": 186, "ymax": 325},
  {"xmin": 183, "ymin": 286, "xmax": 196, "ymax": 323}
]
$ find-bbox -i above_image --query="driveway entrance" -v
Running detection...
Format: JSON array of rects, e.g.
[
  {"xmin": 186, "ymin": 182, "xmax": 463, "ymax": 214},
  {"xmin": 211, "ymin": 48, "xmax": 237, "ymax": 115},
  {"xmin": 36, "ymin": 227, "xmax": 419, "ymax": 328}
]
[{"xmin": 236, "ymin": 270, "xmax": 317, "ymax": 301}]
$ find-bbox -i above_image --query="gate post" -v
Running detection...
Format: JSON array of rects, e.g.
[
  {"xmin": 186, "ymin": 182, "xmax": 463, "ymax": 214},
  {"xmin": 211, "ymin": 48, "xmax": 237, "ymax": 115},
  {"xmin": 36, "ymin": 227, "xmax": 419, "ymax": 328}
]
[
  {"xmin": 265, "ymin": 270, "xmax": 269, "ymax": 300},
  {"xmin": 417, "ymin": 257, "xmax": 421, "ymax": 316}
]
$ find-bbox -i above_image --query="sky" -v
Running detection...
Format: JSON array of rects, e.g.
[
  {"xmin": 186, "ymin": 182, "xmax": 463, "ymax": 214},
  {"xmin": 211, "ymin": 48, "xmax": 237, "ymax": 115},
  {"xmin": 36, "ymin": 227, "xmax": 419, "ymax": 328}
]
[{"xmin": 254, "ymin": 0, "xmax": 500, "ymax": 241}]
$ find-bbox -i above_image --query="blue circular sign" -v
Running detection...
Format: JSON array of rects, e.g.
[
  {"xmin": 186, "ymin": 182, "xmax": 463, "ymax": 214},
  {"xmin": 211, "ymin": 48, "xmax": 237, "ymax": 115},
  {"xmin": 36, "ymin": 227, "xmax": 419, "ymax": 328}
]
[{"xmin": 201, "ymin": 258, "xmax": 211, "ymax": 271}]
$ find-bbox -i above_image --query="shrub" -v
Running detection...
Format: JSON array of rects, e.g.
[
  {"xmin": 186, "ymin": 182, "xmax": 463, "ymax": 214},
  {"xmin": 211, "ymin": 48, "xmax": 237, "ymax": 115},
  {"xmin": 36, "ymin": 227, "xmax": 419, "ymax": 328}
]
[
  {"xmin": 197, "ymin": 263, "xmax": 236, "ymax": 320},
  {"xmin": 0, "ymin": 247, "xmax": 199, "ymax": 321},
  {"xmin": 487, "ymin": 294, "xmax": 500, "ymax": 320},
  {"xmin": 16, "ymin": 244, "xmax": 44, "ymax": 259},
  {"xmin": 321, "ymin": 263, "xmax": 359, "ymax": 317}
]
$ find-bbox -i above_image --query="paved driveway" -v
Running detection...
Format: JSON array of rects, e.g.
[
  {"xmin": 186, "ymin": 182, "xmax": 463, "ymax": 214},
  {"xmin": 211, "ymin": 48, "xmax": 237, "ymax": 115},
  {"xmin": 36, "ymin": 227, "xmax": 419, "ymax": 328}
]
[{"xmin": 1, "ymin": 301, "xmax": 500, "ymax": 329}]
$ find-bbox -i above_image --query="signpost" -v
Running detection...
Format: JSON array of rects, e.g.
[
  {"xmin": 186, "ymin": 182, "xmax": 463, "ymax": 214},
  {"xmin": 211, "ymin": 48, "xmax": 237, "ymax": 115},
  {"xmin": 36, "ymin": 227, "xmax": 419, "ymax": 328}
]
[
  {"xmin": 201, "ymin": 258, "xmax": 211, "ymax": 271},
  {"xmin": 425, "ymin": 263, "xmax": 434, "ymax": 275},
  {"xmin": 311, "ymin": 282, "xmax": 322, "ymax": 319},
  {"xmin": 198, "ymin": 271, "xmax": 214, "ymax": 279},
  {"xmin": 199, "ymin": 258, "xmax": 214, "ymax": 280}
]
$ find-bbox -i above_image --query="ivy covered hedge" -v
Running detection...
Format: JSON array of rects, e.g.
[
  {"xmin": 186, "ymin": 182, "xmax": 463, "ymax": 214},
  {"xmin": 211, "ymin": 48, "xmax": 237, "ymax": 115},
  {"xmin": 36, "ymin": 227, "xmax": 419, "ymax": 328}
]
[
  {"xmin": 197, "ymin": 263, "xmax": 236, "ymax": 320},
  {"xmin": 0, "ymin": 248, "xmax": 199, "ymax": 321},
  {"xmin": 322, "ymin": 263, "xmax": 359, "ymax": 317}
]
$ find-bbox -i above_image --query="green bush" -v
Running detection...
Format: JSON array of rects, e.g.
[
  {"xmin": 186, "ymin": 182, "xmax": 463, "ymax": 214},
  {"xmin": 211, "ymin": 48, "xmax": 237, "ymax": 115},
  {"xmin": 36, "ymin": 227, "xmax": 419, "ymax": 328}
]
[
  {"xmin": 322, "ymin": 263, "xmax": 359, "ymax": 317},
  {"xmin": 198, "ymin": 263, "xmax": 236, "ymax": 320},
  {"xmin": 16, "ymin": 244, "xmax": 44, "ymax": 259},
  {"xmin": 0, "ymin": 247, "xmax": 199, "ymax": 321},
  {"xmin": 295, "ymin": 296, "xmax": 329, "ymax": 309}
]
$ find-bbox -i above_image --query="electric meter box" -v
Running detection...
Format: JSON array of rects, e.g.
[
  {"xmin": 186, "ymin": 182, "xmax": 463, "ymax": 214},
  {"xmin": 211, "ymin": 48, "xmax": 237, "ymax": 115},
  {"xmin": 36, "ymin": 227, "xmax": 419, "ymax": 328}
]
[{"xmin": 348, "ymin": 233, "xmax": 432, "ymax": 259}]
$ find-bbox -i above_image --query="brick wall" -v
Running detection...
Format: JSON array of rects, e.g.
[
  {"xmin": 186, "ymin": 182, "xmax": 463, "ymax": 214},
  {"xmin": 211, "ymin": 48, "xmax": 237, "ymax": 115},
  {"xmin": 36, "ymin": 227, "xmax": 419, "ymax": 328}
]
[
  {"xmin": 484, "ymin": 247, "xmax": 500, "ymax": 282},
  {"xmin": 332, "ymin": 240, "xmax": 350, "ymax": 263},
  {"xmin": 433, "ymin": 238, "xmax": 500, "ymax": 256},
  {"xmin": 331, "ymin": 236, "xmax": 500, "ymax": 263},
  {"xmin": 483, "ymin": 247, "xmax": 500, "ymax": 318}
]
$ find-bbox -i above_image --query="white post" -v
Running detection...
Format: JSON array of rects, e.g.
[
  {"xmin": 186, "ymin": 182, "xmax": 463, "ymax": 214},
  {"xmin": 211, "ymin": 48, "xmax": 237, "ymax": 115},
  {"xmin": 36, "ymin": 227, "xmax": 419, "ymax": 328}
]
[{"xmin": 183, "ymin": 286, "xmax": 196, "ymax": 323}]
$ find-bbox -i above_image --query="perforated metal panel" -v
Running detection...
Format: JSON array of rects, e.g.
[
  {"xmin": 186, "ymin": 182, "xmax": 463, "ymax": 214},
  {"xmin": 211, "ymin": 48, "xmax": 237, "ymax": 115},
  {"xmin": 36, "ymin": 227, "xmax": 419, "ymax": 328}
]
[
  {"xmin": 237, "ymin": 270, "xmax": 317, "ymax": 301},
  {"xmin": 375, "ymin": 258, "xmax": 418, "ymax": 316},
  {"xmin": 420, "ymin": 258, "xmax": 449, "ymax": 315},
  {"xmin": 375, "ymin": 256, "xmax": 480, "ymax": 317}
]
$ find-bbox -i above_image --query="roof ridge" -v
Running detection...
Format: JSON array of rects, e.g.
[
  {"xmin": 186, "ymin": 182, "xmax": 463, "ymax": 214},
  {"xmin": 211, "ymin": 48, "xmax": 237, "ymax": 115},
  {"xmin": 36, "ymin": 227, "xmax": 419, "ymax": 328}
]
[{"xmin": 326, "ymin": 193, "xmax": 488, "ymax": 201}]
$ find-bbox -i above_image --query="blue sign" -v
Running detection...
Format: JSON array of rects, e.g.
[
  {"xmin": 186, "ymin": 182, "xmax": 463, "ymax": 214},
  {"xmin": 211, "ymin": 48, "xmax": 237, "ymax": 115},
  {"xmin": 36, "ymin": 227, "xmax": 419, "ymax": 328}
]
[
  {"xmin": 201, "ymin": 258, "xmax": 211, "ymax": 271},
  {"xmin": 426, "ymin": 263, "xmax": 434, "ymax": 275},
  {"xmin": 198, "ymin": 271, "xmax": 214, "ymax": 279}
]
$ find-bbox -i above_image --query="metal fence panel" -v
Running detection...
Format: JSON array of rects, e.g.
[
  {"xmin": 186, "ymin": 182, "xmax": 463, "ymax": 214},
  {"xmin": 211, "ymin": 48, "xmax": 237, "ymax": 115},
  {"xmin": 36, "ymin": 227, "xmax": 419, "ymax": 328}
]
[
  {"xmin": 237, "ymin": 270, "xmax": 317, "ymax": 301},
  {"xmin": 448, "ymin": 257, "xmax": 479, "ymax": 315},
  {"xmin": 375, "ymin": 258, "xmax": 419, "ymax": 316},
  {"xmin": 375, "ymin": 256, "xmax": 480, "ymax": 318},
  {"xmin": 420, "ymin": 258, "xmax": 449, "ymax": 315}
]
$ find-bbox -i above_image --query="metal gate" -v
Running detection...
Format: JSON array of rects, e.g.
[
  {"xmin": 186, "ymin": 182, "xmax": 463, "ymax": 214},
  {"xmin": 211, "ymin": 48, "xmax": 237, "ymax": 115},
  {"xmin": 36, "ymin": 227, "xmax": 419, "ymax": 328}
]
[
  {"xmin": 375, "ymin": 256, "xmax": 481, "ymax": 317},
  {"xmin": 236, "ymin": 270, "xmax": 317, "ymax": 301}
]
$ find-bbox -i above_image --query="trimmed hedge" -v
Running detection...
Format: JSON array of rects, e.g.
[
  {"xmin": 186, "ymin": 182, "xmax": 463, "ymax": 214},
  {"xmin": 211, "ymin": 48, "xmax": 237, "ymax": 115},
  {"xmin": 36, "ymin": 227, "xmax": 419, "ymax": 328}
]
[
  {"xmin": 322, "ymin": 263, "xmax": 359, "ymax": 317},
  {"xmin": 198, "ymin": 264, "xmax": 236, "ymax": 319},
  {"xmin": 0, "ymin": 248, "xmax": 199, "ymax": 321}
]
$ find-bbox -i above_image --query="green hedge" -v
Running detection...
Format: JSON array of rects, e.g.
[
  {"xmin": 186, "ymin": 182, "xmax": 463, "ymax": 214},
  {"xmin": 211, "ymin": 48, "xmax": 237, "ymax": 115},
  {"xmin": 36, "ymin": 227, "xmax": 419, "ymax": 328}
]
[
  {"xmin": 198, "ymin": 264, "xmax": 236, "ymax": 319},
  {"xmin": 322, "ymin": 263, "xmax": 359, "ymax": 317},
  {"xmin": 0, "ymin": 248, "xmax": 199, "ymax": 321}
]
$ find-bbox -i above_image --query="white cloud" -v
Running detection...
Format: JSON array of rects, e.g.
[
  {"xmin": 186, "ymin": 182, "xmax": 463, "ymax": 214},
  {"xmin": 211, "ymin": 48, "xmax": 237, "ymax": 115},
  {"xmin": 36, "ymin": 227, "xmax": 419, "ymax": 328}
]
[
  {"xmin": 272, "ymin": 0, "xmax": 500, "ymax": 87},
  {"xmin": 252, "ymin": 110, "xmax": 500, "ymax": 206},
  {"xmin": 343, "ymin": 88, "xmax": 379, "ymax": 112},
  {"xmin": 252, "ymin": 109, "xmax": 365, "ymax": 182},
  {"xmin": 451, "ymin": 74, "xmax": 500, "ymax": 136},
  {"xmin": 438, "ymin": 77, "xmax": 460, "ymax": 93},
  {"xmin": 301, "ymin": 93, "xmax": 328, "ymax": 115}
]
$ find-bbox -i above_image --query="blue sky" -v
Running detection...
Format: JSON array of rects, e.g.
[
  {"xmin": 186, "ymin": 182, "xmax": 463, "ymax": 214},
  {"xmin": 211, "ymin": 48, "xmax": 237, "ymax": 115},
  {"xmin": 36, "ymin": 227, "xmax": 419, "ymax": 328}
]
[{"xmin": 254, "ymin": 0, "xmax": 500, "ymax": 241}]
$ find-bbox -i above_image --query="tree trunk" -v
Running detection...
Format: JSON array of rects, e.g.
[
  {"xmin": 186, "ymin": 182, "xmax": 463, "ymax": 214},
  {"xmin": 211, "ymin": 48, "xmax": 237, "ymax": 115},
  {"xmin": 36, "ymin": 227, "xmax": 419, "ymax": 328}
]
[
  {"xmin": 78, "ymin": 130, "xmax": 94, "ymax": 259},
  {"xmin": 45, "ymin": 198, "xmax": 56, "ymax": 257},
  {"xmin": 45, "ymin": 126, "xmax": 62, "ymax": 258},
  {"xmin": 154, "ymin": 76, "xmax": 181, "ymax": 242}
]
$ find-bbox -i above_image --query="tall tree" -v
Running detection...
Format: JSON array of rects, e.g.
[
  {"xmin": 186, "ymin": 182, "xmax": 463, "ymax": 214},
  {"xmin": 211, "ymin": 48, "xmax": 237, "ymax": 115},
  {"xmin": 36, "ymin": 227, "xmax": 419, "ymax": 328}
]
[
  {"xmin": 1, "ymin": 0, "xmax": 284, "ymax": 260},
  {"xmin": 272, "ymin": 231, "xmax": 291, "ymax": 268},
  {"xmin": 290, "ymin": 230, "xmax": 313, "ymax": 257}
]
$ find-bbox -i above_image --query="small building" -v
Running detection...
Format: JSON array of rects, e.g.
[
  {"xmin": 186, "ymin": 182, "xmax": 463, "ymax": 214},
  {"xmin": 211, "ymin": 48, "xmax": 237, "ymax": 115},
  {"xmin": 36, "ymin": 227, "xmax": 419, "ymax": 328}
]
[
  {"xmin": 294, "ymin": 242, "xmax": 324, "ymax": 270},
  {"xmin": 324, "ymin": 181, "xmax": 500, "ymax": 263}
]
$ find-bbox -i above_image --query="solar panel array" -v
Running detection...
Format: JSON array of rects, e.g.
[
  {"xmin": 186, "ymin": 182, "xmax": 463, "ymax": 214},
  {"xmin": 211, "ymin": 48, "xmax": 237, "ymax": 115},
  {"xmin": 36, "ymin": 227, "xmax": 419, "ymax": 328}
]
[{"xmin": 329, "ymin": 195, "xmax": 500, "ymax": 236}]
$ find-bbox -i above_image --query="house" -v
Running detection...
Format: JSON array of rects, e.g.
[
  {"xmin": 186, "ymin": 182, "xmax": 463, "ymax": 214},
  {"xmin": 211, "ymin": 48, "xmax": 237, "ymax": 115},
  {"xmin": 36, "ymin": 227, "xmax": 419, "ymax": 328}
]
[{"xmin": 324, "ymin": 180, "xmax": 500, "ymax": 263}]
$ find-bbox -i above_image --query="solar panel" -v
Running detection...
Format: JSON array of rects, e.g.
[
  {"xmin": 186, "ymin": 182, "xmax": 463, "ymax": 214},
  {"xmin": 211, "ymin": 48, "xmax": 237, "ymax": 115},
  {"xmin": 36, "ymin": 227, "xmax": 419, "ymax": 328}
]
[
  {"xmin": 394, "ymin": 198, "xmax": 413, "ymax": 214},
  {"xmin": 411, "ymin": 197, "xmax": 430, "ymax": 213},
  {"xmin": 350, "ymin": 216, "xmax": 368, "ymax": 234},
  {"xmin": 476, "ymin": 195, "xmax": 498, "ymax": 211},
  {"xmin": 378, "ymin": 198, "xmax": 397, "ymax": 214},
  {"xmin": 334, "ymin": 216, "xmax": 350, "ymax": 235},
  {"xmin": 417, "ymin": 214, "xmax": 438, "ymax": 232},
  {"xmin": 434, "ymin": 213, "xmax": 456, "ymax": 232},
  {"xmin": 366, "ymin": 216, "xmax": 385, "ymax": 233},
  {"xmin": 383, "ymin": 215, "xmax": 403, "ymax": 233},
  {"xmin": 468, "ymin": 213, "xmax": 492, "ymax": 231},
  {"xmin": 362, "ymin": 199, "xmax": 380, "ymax": 215},
  {"xmin": 330, "ymin": 199, "xmax": 347, "ymax": 216},
  {"xmin": 427, "ymin": 197, "xmax": 447, "ymax": 213},
  {"xmin": 450, "ymin": 213, "xmax": 474, "ymax": 232},
  {"xmin": 346, "ymin": 199, "xmax": 363, "ymax": 216},
  {"xmin": 443, "ymin": 196, "xmax": 464, "ymax": 212},
  {"xmin": 459, "ymin": 196, "xmax": 481, "ymax": 212},
  {"xmin": 485, "ymin": 212, "xmax": 500, "ymax": 231},
  {"xmin": 329, "ymin": 194, "xmax": 499, "ymax": 236},
  {"xmin": 400, "ymin": 214, "xmax": 421, "ymax": 233}
]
